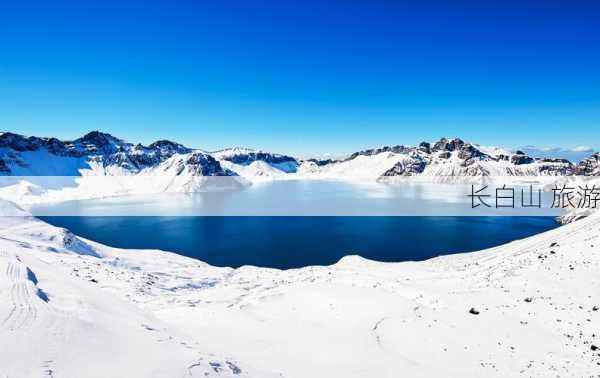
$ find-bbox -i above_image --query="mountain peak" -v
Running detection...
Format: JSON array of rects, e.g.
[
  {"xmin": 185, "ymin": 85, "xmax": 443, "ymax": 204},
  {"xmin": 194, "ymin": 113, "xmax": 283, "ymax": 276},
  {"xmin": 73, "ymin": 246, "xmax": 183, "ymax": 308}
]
[
  {"xmin": 148, "ymin": 139, "xmax": 191, "ymax": 154},
  {"xmin": 432, "ymin": 137, "xmax": 465, "ymax": 152},
  {"xmin": 76, "ymin": 131, "xmax": 122, "ymax": 146}
]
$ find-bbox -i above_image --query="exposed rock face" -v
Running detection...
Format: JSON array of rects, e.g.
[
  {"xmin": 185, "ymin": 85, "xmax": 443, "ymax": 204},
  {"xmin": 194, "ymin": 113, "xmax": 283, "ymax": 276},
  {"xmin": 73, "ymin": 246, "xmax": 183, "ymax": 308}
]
[
  {"xmin": 345, "ymin": 145, "xmax": 412, "ymax": 161},
  {"xmin": 147, "ymin": 140, "xmax": 191, "ymax": 155},
  {"xmin": 575, "ymin": 153, "xmax": 600, "ymax": 175},
  {"xmin": 432, "ymin": 138, "xmax": 465, "ymax": 152},
  {"xmin": 457, "ymin": 144, "xmax": 487, "ymax": 166},
  {"xmin": 382, "ymin": 156, "xmax": 427, "ymax": 176},
  {"xmin": 221, "ymin": 151, "xmax": 297, "ymax": 166},
  {"xmin": 73, "ymin": 131, "xmax": 122, "ymax": 152},
  {"xmin": 182, "ymin": 152, "xmax": 227, "ymax": 176},
  {"xmin": 305, "ymin": 158, "xmax": 340, "ymax": 166},
  {"xmin": 0, "ymin": 132, "xmax": 66, "ymax": 153},
  {"xmin": 511, "ymin": 154, "xmax": 535, "ymax": 165},
  {"xmin": 418, "ymin": 142, "xmax": 431, "ymax": 154}
]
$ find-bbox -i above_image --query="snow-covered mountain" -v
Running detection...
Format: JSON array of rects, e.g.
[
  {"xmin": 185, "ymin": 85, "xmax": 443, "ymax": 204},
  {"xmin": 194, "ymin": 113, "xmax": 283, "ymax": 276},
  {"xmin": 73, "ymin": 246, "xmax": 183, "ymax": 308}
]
[
  {"xmin": 299, "ymin": 137, "xmax": 583, "ymax": 183},
  {"xmin": 0, "ymin": 131, "xmax": 251, "ymax": 202},
  {"xmin": 0, "ymin": 131, "xmax": 598, "ymax": 203},
  {"xmin": 212, "ymin": 147, "xmax": 299, "ymax": 182},
  {"xmin": 575, "ymin": 152, "xmax": 600, "ymax": 176}
]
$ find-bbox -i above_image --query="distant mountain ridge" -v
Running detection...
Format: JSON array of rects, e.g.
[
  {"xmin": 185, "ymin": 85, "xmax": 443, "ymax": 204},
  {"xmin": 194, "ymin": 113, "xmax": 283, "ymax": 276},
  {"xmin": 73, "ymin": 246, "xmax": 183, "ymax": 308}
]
[
  {"xmin": 0, "ymin": 131, "xmax": 598, "ymax": 192},
  {"xmin": 0, "ymin": 131, "xmax": 301, "ymax": 175}
]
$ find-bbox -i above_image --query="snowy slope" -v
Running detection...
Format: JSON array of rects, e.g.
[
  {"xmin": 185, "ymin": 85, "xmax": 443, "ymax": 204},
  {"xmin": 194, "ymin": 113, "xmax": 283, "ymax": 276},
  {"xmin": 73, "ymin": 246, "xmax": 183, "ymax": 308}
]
[
  {"xmin": 1, "ymin": 200, "xmax": 598, "ymax": 377},
  {"xmin": 297, "ymin": 151, "xmax": 409, "ymax": 180},
  {"xmin": 212, "ymin": 147, "xmax": 299, "ymax": 173},
  {"xmin": 0, "ymin": 200, "xmax": 275, "ymax": 378},
  {"xmin": 219, "ymin": 160, "xmax": 292, "ymax": 182}
]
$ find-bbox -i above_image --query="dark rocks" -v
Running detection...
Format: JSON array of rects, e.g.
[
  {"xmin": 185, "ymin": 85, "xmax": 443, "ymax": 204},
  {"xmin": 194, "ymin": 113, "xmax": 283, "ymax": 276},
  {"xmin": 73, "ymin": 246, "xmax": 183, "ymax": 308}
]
[
  {"xmin": 537, "ymin": 159, "xmax": 574, "ymax": 175},
  {"xmin": 469, "ymin": 307, "xmax": 480, "ymax": 315},
  {"xmin": 148, "ymin": 140, "xmax": 191, "ymax": 155},
  {"xmin": 345, "ymin": 145, "xmax": 411, "ymax": 161},
  {"xmin": 432, "ymin": 137, "xmax": 465, "ymax": 153},
  {"xmin": 382, "ymin": 157, "xmax": 427, "ymax": 177},
  {"xmin": 539, "ymin": 158, "xmax": 571, "ymax": 164},
  {"xmin": 457, "ymin": 144, "xmax": 486, "ymax": 161},
  {"xmin": 75, "ymin": 131, "xmax": 120, "ymax": 147},
  {"xmin": 511, "ymin": 154, "xmax": 535, "ymax": 165},
  {"xmin": 0, "ymin": 132, "xmax": 39, "ymax": 151},
  {"xmin": 575, "ymin": 152, "xmax": 600, "ymax": 176},
  {"xmin": 592, "ymin": 345, "xmax": 598, "ymax": 351},
  {"xmin": 222, "ymin": 151, "xmax": 298, "ymax": 167},
  {"xmin": 418, "ymin": 142, "xmax": 431, "ymax": 154},
  {"xmin": 524, "ymin": 297, "xmax": 533, "ymax": 303},
  {"xmin": 0, "ymin": 158, "xmax": 10, "ymax": 173},
  {"xmin": 457, "ymin": 144, "xmax": 488, "ymax": 166},
  {"xmin": 226, "ymin": 361, "xmax": 242, "ymax": 375},
  {"xmin": 182, "ymin": 152, "xmax": 227, "ymax": 176},
  {"xmin": 306, "ymin": 158, "xmax": 339, "ymax": 166}
]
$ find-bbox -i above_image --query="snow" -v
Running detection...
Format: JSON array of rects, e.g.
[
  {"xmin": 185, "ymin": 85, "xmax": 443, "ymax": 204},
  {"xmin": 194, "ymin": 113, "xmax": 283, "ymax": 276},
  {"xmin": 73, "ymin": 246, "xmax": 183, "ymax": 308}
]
[
  {"xmin": 474, "ymin": 144, "xmax": 513, "ymax": 157},
  {"xmin": 211, "ymin": 147, "xmax": 259, "ymax": 159},
  {"xmin": 0, "ymin": 149, "xmax": 89, "ymax": 176},
  {"xmin": 296, "ymin": 152, "xmax": 407, "ymax": 181},
  {"xmin": 1, "ymin": 198, "xmax": 598, "ymax": 376},
  {"xmin": 0, "ymin": 200, "xmax": 275, "ymax": 377},
  {"xmin": 0, "ymin": 134, "xmax": 594, "ymax": 210},
  {"xmin": 0, "ymin": 152, "xmax": 249, "ymax": 205},
  {"xmin": 219, "ymin": 160, "xmax": 291, "ymax": 182}
]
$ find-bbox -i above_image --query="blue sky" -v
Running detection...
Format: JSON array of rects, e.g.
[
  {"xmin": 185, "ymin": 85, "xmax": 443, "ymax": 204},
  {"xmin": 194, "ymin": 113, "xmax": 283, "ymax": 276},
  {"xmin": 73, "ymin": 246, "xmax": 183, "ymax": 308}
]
[{"xmin": 1, "ymin": 1, "xmax": 599, "ymax": 156}]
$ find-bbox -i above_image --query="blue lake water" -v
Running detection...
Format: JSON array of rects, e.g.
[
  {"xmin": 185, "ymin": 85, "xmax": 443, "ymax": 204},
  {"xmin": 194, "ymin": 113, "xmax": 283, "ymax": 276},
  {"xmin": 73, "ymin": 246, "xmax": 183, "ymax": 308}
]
[
  {"xmin": 34, "ymin": 181, "xmax": 560, "ymax": 269},
  {"xmin": 39, "ymin": 216, "xmax": 557, "ymax": 269}
]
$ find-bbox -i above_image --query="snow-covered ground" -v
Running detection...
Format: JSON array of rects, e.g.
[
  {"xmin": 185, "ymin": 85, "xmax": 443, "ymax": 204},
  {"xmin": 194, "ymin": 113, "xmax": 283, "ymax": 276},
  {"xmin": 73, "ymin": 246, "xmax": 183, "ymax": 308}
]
[{"xmin": 1, "ymin": 199, "xmax": 598, "ymax": 377}]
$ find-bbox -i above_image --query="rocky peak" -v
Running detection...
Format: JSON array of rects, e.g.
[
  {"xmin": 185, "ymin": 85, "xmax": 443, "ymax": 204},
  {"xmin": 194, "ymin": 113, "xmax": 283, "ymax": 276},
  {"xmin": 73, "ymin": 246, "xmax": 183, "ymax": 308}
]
[
  {"xmin": 575, "ymin": 152, "xmax": 600, "ymax": 175},
  {"xmin": 381, "ymin": 157, "xmax": 427, "ymax": 177},
  {"xmin": 75, "ymin": 131, "xmax": 122, "ymax": 147},
  {"xmin": 0, "ymin": 132, "xmax": 41, "ymax": 151},
  {"xmin": 148, "ymin": 140, "xmax": 191, "ymax": 154},
  {"xmin": 345, "ymin": 145, "xmax": 412, "ymax": 161},
  {"xmin": 305, "ymin": 158, "xmax": 340, "ymax": 166},
  {"xmin": 457, "ymin": 143, "xmax": 486, "ymax": 161},
  {"xmin": 511, "ymin": 154, "xmax": 535, "ymax": 165},
  {"xmin": 220, "ymin": 150, "xmax": 298, "ymax": 166},
  {"xmin": 432, "ymin": 138, "xmax": 465, "ymax": 153},
  {"xmin": 418, "ymin": 142, "xmax": 431, "ymax": 154},
  {"xmin": 182, "ymin": 152, "xmax": 226, "ymax": 176}
]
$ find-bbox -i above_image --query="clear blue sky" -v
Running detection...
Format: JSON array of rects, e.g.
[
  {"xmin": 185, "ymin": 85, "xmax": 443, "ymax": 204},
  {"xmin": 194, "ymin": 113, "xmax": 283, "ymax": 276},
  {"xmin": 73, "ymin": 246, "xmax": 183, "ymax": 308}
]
[{"xmin": 1, "ymin": 0, "xmax": 599, "ymax": 156}]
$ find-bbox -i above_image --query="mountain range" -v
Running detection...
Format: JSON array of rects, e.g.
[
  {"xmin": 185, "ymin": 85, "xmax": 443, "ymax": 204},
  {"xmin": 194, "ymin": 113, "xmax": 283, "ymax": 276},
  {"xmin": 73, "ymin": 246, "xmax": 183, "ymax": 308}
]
[{"xmin": 0, "ymin": 131, "xmax": 598, "ymax": 203}]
